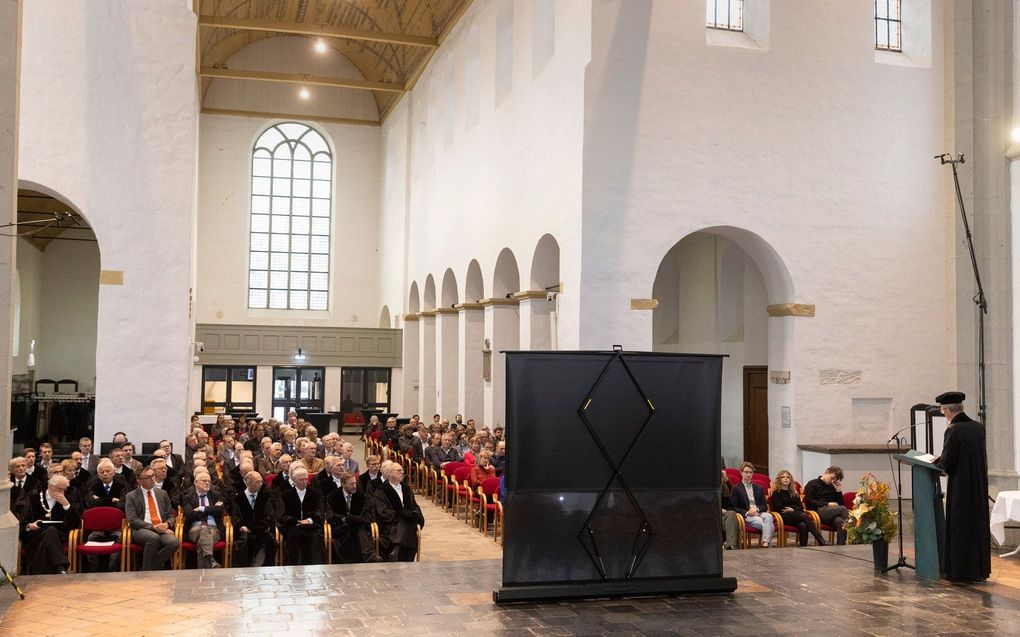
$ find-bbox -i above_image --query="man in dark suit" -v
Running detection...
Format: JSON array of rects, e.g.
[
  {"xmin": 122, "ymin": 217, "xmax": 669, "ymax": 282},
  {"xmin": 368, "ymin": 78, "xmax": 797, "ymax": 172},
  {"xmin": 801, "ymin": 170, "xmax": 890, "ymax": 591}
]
[
  {"xmin": 182, "ymin": 472, "xmax": 227, "ymax": 568},
  {"xmin": 110, "ymin": 448, "xmax": 136, "ymax": 489},
  {"xmin": 318, "ymin": 457, "xmax": 344, "ymax": 500},
  {"xmin": 68, "ymin": 452, "xmax": 92, "ymax": 490},
  {"xmin": 231, "ymin": 470, "xmax": 277, "ymax": 567},
  {"xmin": 425, "ymin": 433, "xmax": 461, "ymax": 472},
  {"xmin": 357, "ymin": 455, "xmax": 384, "ymax": 494},
  {"xmin": 258, "ymin": 442, "xmax": 284, "ymax": 477},
  {"xmin": 35, "ymin": 442, "xmax": 56, "ymax": 475},
  {"xmin": 9, "ymin": 457, "xmax": 38, "ymax": 507},
  {"xmin": 125, "ymin": 467, "xmax": 180, "ymax": 570},
  {"xmin": 79, "ymin": 437, "xmax": 101, "ymax": 475},
  {"xmin": 85, "ymin": 459, "xmax": 129, "ymax": 509},
  {"xmin": 82, "ymin": 459, "xmax": 129, "ymax": 571},
  {"xmin": 17, "ymin": 475, "xmax": 79, "ymax": 574},
  {"xmin": 270, "ymin": 455, "xmax": 295, "ymax": 494},
  {"xmin": 328, "ymin": 472, "xmax": 380, "ymax": 563},
  {"xmin": 278, "ymin": 466, "xmax": 325, "ymax": 565},
  {"xmin": 371, "ymin": 461, "xmax": 424, "ymax": 562},
  {"xmin": 730, "ymin": 462, "xmax": 776, "ymax": 548},
  {"xmin": 158, "ymin": 440, "xmax": 185, "ymax": 481}
]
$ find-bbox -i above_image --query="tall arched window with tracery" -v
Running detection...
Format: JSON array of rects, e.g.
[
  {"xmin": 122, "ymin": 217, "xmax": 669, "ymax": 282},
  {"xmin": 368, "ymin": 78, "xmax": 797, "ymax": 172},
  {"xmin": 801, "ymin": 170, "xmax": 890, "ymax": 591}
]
[{"xmin": 248, "ymin": 122, "xmax": 332, "ymax": 311}]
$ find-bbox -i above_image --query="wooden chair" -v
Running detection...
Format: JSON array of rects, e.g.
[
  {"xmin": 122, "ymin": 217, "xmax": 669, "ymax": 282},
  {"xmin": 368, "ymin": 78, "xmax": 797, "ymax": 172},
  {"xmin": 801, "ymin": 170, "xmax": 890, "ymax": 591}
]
[
  {"xmin": 273, "ymin": 523, "xmax": 332, "ymax": 566},
  {"xmin": 735, "ymin": 509, "xmax": 784, "ymax": 548},
  {"xmin": 371, "ymin": 522, "xmax": 422, "ymax": 562},
  {"xmin": 71, "ymin": 506, "xmax": 128, "ymax": 572}
]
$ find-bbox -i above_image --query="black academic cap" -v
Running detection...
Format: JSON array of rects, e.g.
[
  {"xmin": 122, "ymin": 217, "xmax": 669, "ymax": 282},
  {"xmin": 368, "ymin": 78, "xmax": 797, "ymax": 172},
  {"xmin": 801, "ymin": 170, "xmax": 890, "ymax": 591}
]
[{"xmin": 935, "ymin": 391, "xmax": 966, "ymax": 405}]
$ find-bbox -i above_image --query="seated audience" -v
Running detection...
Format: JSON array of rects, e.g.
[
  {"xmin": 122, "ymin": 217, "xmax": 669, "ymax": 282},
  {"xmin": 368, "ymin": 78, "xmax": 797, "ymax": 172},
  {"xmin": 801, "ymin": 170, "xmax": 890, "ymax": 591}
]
[
  {"xmin": 358, "ymin": 455, "xmax": 383, "ymax": 494},
  {"xmin": 121, "ymin": 443, "xmax": 144, "ymax": 475},
  {"xmin": 22, "ymin": 448, "xmax": 37, "ymax": 479},
  {"xmin": 803, "ymin": 466, "xmax": 849, "ymax": 545},
  {"xmin": 771, "ymin": 470, "xmax": 826, "ymax": 547},
  {"xmin": 298, "ymin": 439, "xmax": 325, "ymax": 474},
  {"xmin": 158, "ymin": 440, "xmax": 184, "ymax": 480},
  {"xmin": 79, "ymin": 437, "xmax": 100, "ymax": 474},
  {"xmin": 491, "ymin": 441, "xmax": 506, "ymax": 477},
  {"xmin": 371, "ymin": 460, "xmax": 424, "ymax": 562},
  {"xmin": 397, "ymin": 425, "xmax": 416, "ymax": 455},
  {"xmin": 182, "ymin": 472, "xmax": 226, "ymax": 568},
  {"xmin": 125, "ymin": 467, "xmax": 180, "ymax": 570},
  {"xmin": 463, "ymin": 436, "xmax": 482, "ymax": 466},
  {"xmin": 232, "ymin": 470, "xmax": 277, "ymax": 568},
  {"xmin": 110, "ymin": 448, "xmax": 136, "ymax": 489},
  {"xmin": 68, "ymin": 452, "xmax": 91, "ymax": 490},
  {"xmin": 36, "ymin": 442, "xmax": 55, "ymax": 474},
  {"xmin": 305, "ymin": 426, "xmax": 326, "ymax": 459},
  {"xmin": 380, "ymin": 418, "xmax": 400, "ymax": 449},
  {"xmin": 258, "ymin": 442, "xmax": 284, "ymax": 476},
  {"xmin": 86, "ymin": 459, "xmax": 129, "ymax": 509},
  {"xmin": 278, "ymin": 465, "xmax": 325, "ymax": 565},
  {"xmin": 328, "ymin": 471, "xmax": 380, "ymax": 563},
  {"xmin": 17, "ymin": 475, "xmax": 79, "ymax": 574},
  {"xmin": 271, "ymin": 454, "xmax": 295, "ymax": 492},
  {"xmin": 319, "ymin": 456, "xmax": 346, "ymax": 499},
  {"xmin": 730, "ymin": 462, "xmax": 775, "ymax": 548}
]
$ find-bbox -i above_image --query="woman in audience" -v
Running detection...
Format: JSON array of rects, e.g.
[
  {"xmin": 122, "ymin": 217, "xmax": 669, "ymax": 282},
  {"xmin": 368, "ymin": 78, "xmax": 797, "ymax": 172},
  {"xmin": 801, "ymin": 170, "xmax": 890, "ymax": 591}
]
[
  {"xmin": 305, "ymin": 426, "xmax": 326, "ymax": 459},
  {"xmin": 469, "ymin": 450, "xmax": 495, "ymax": 488},
  {"xmin": 463, "ymin": 437, "xmax": 481, "ymax": 465},
  {"xmin": 771, "ymin": 469, "xmax": 826, "ymax": 547}
]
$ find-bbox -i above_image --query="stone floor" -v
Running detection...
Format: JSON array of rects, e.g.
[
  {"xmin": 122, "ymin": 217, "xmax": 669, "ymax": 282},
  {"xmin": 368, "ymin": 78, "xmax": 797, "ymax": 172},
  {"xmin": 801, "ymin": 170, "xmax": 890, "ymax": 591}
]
[{"xmin": 3, "ymin": 542, "xmax": 1020, "ymax": 636}]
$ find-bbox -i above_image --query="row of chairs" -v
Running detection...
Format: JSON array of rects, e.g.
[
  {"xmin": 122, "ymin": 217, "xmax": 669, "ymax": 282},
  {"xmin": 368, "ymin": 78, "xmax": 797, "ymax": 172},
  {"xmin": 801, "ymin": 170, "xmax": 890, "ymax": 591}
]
[{"xmin": 365, "ymin": 436, "xmax": 503, "ymax": 545}]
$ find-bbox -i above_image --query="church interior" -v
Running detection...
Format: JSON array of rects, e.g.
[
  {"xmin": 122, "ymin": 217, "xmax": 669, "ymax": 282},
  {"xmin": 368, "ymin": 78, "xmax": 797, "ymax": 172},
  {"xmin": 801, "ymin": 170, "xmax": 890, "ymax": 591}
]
[{"xmin": 4, "ymin": 0, "xmax": 1020, "ymax": 634}]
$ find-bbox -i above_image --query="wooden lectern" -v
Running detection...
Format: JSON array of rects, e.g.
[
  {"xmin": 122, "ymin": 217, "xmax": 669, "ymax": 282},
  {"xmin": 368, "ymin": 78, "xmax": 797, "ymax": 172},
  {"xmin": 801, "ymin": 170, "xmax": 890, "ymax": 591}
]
[{"xmin": 893, "ymin": 450, "xmax": 946, "ymax": 579}]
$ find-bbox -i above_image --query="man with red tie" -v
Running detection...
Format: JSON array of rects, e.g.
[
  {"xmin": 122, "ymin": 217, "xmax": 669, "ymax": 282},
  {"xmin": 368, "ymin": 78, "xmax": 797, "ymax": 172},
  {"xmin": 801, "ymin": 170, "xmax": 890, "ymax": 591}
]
[{"xmin": 125, "ymin": 467, "xmax": 179, "ymax": 570}]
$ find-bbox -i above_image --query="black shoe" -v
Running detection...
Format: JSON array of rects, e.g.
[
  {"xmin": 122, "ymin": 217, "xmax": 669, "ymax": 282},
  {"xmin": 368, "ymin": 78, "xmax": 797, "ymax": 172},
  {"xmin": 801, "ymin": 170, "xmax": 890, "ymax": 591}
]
[{"xmin": 368, "ymin": 555, "xmax": 384, "ymax": 563}]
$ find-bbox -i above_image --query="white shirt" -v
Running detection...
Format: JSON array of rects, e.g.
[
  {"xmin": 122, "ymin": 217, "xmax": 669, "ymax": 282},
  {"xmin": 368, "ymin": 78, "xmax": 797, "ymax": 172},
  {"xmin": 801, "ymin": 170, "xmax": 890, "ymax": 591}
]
[
  {"xmin": 743, "ymin": 481, "xmax": 757, "ymax": 509},
  {"xmin": 388, "ymin": 481, "xmax": 403, "ymax": 505},
  {"xmin": 295, "ymin": 487, "xmax": 306, "ymax": 503},
  {"xmin": 245, "ymin": 490, "xmax": 258, "ymax": 507},
  {"xmin": 142, "ymin": 489, "xmax": 158, "ymax": 525}
]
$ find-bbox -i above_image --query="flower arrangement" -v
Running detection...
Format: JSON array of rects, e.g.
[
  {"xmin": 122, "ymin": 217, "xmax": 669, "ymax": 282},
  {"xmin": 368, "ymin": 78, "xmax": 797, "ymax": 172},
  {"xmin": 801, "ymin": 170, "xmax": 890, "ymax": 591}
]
[{"xmin": 846, "ymin": 473, "xmax": 898, "ymax": 544}]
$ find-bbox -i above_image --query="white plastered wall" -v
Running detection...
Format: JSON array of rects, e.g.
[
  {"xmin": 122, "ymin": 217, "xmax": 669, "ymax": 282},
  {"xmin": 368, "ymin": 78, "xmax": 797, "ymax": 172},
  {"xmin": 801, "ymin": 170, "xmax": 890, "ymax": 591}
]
[
  {"xmin": 18, "ymin": 0, "xmax": 198, "ymax": 447},
  {"xmin": 378, "ymin": 0, "xmax": 592, "ymax": 351},
  {"xmin": 579, "ymin": 1, "xmax": 949, "ymax": 472}
]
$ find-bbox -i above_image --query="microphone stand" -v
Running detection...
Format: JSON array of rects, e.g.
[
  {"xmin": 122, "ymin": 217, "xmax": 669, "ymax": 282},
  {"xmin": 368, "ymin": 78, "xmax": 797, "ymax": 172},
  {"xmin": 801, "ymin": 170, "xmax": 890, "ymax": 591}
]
[
  {"xmin": 936, "ymin": 153, "xmax": 988, "ymax": 424},
  {"xmin": 883, "ymin": 428, "xmax": 914, "ymax": 573}
]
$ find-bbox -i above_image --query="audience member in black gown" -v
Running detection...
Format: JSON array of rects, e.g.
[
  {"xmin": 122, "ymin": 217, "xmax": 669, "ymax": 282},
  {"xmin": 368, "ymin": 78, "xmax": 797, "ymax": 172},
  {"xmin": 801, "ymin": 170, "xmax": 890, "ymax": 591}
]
[
  {"xmin": 357, "ymin": 455, "xmax": 384, "ymax": 494},
  {"xmin": 278, "ymin": 465, "xmax": 325, "ymax": 565},
  {"xmin": 9, "ymin": 457, "xmax": 38, "ymax": 507},
  {"xmin": 371, "ymin": 460, "xmax": 424, "ymax": 562},
  {"xmin": 17, "ymin": 475, "xmax": 79, "ymax": 574},
  {"xmin": 771, "ymin": 470, "xmax": 826, "ymax": 547},
  {"xmin": 231, "ymin": 471, "xmax": 277, "ymax": 568},
  {"xmin": 328, "ymin": 472, "xmax": 380, "ymax": 563}
]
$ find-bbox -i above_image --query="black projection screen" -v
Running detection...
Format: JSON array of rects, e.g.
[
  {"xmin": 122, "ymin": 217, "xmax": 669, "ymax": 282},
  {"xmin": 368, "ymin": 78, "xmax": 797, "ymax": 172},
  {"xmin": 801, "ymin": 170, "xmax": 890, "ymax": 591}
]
[{"xmin": 495, "ymin": 350, "xmax": 736, "ymax": 602}]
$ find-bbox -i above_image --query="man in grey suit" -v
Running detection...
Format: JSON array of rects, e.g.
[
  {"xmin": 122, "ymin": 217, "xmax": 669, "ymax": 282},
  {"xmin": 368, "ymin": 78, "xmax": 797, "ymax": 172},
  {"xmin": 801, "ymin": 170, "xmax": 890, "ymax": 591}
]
[
  {"xmin": 79, "ymin": 437, "xmax": 100, "ymax": 475},
  {"xmin": 125, "ymin": 467, "xmax": 179, "ymax": 570}
]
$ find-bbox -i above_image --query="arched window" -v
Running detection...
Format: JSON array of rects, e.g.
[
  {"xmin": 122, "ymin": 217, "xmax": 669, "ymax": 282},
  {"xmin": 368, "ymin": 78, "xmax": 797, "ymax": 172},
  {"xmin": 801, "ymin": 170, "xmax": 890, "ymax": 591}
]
[{"xmin": 248, "ymin": 122, "xmax": 332, "ymax": 311}]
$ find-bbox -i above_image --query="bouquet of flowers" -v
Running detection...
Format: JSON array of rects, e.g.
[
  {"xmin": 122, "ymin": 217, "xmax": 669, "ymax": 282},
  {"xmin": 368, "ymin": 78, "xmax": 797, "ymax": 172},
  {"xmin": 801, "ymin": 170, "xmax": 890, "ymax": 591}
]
[{"xmin": 846, "ymin": 473, "xmax": 898, "ymax": 544}]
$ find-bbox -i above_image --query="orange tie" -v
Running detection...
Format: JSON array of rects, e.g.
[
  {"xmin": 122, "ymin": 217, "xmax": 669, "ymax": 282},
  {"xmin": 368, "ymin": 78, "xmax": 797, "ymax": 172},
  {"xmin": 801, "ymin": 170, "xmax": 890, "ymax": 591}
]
[{"xmin": 146, "ymin": 490, "xmax": 162, "ymax": 526}]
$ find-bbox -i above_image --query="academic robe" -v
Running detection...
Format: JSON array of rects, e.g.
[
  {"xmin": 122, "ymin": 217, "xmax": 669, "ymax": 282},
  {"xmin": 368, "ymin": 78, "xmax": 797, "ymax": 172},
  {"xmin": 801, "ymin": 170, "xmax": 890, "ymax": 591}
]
[
  {"xmin": 327, "ymin": 488, "xmax": 376, "ymax": 563},
  {"xmin": 371, "ymin": 481, "xmax": 424, "ymax": 562},
  {"xmin": 84, "ymin": 474, "xmax": 130, "ymax": 509},
  {"xmin": 231, "ymin": 487, "xmax": 277, "ymax": 567},
  {"xmin": 18, "ymin": 490, "xmax": 80, "ymax": 574},
  {"xmin": 938, "ymin": 412, "xmax": 991, "ymax": 581},
  {"xmin": 278, "ymin": 487, "xmax": 325, "ymax": 565}
]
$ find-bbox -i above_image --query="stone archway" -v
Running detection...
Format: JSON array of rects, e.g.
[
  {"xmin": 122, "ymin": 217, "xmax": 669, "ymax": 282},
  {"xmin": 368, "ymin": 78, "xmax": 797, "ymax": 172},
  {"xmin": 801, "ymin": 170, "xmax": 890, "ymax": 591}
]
[{"xmin": 652, "ymin": 226, "xmax": 794, "ymax": 472}]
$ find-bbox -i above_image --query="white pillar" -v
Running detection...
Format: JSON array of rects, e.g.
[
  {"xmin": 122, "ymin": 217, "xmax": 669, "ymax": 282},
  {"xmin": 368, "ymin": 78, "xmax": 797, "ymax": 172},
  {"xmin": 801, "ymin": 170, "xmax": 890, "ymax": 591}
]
[
  {"xmin": 402, "ymin": 314, "xmax": 420, "ymax": 417},
  {"xmin": 0, "ymin": 0, "xmax": 21, "ymax": 570},
  {"xmin": 419, "ymin": 311, "xmax": 437, "ymax": 418},
  {"xmin": 457, "ymin": 303, "xmax": 484, "ymax": 422},
  {"xmin": 436, "ymin": 308, "xmax": 459, "ymax": 419},
  {"xmin": 483, "ymin": 299, "xmax": 519, "ymax": 428},
  {"xmin": 516, "ymin": 291, "xmax": 554, "ymax": 350}
]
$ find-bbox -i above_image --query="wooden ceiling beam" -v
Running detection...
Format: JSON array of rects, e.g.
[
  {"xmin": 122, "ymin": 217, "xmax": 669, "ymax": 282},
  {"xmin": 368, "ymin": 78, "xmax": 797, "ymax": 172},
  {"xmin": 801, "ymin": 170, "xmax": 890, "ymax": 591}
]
[
  {"xmin": 202, "ymin": 107, "xmax": 379, "ymax": 127},
  {"xmin": 200, "ymin": 67, "xmax": 406, "ymax": 93},
  {"xmin": 198, "ymin": 15, "xmax": 438, "ymax": 49}
]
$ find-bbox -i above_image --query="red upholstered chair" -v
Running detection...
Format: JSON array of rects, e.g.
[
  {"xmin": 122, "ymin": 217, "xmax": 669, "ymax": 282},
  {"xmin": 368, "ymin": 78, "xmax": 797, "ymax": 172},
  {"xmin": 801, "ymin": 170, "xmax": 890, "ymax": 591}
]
[
  {"xmin": 752, "ymin": 473, "xmax": 772, "ymax": 491},
  {"xmin": 264, "ymin": 473, "xmax": 276, "ymax": 487},
  {"xmin": 811, "ymin": 490, "xmax": 857, "ymax": 544},
  {"xmin": 174, "ymin": 512, "xmax": 234, "ymax": 569},
  {"xmin": 72, "ymin": 506, "xmax": 128, "ymax": 572},
  {"xmin": 736, "ymin": 509, "xmax": 784, "ymax": 549},
  {"xmin": 441, "ymin": 463, "xmax": 468, "ymax": 511},
  {"xmin": 477, "ymin": 477, "xmax": 503, "ymax": 541},
  {"xmin": 450, "ymin": 467, "xmax": 473, "ymax": 519},
  {"xmin": 724, "ymin": 468, "xmax": 742, "ymax": 486}
]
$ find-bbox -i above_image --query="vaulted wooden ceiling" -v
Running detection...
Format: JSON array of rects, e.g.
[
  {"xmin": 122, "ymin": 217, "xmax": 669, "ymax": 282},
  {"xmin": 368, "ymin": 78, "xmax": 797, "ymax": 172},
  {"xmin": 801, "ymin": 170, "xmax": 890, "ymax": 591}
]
[{"xmin": 197, "ymin": 0, "xmax": 472, "ymax": 123}]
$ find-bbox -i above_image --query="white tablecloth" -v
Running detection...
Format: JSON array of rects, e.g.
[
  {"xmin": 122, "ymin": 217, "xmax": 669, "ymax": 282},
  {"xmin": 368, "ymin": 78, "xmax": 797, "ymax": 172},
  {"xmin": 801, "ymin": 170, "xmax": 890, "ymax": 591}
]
[{"xmin": 990, "ymin": 490, "xmax": 1020, "ymax": 544}]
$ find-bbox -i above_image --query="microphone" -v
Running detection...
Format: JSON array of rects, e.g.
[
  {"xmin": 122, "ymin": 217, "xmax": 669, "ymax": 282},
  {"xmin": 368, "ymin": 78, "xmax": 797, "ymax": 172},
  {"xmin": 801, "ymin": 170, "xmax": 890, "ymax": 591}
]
[{"xmin": 887, "ymin": 423, "xmax": 915, "ymax": 444}]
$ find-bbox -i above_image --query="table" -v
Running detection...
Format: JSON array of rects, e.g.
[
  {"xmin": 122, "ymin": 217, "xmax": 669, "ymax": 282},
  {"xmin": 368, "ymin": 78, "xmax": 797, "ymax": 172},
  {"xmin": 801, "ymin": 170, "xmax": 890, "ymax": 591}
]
[{"xmin": 991, "ymin": 490, "xmax": 1020, "ymax": 558}]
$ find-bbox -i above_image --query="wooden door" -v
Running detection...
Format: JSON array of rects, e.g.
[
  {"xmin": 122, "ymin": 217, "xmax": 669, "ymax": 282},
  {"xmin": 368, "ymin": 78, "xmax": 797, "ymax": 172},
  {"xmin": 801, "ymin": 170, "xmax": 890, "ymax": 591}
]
[{"xmin": 743, "ymin": 366, "xmax": 769, "ymax": 474}]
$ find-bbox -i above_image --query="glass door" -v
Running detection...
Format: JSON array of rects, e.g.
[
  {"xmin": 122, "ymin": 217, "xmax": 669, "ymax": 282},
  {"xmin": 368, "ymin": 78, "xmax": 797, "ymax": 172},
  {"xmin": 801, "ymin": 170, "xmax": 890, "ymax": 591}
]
[
  {"xmin": 271, "ymin": 366, "xmax": 325, "ymax": 420},
  {"xmin": 202, "ymin": 366, "xmax": 257, "ymax": 414},
  {"xmin": 339, "ymin": 367, "xmax": 392, "ymax": 428}
]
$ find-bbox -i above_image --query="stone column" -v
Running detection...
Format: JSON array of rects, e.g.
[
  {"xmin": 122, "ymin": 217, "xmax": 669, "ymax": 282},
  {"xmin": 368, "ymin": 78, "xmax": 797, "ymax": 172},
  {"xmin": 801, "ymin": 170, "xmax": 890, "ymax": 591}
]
[
  {"xmin": 482, "ymin": 298, "xmax": 519, "ymax": 428},
  {"xmin": 0, "ymin": 0, "xmax": 21, "ymax": 570},
  {"xmin": 515, "ymin": 290, "xmax": 554, "ymax": 350},
  {"xmin": 418, "ymin": 311, "xmax": 437, "ymax": 418},
  {"xmin": 435, "ymin": 307, "xmax": 459, "ymax": 419},
  {"xmin": 456, "ymin": 302, "xmax": 484, "ymax": 422},
  {"xmin": 401, "ymin": 314, "xmax": 420, "ymax": 417}
]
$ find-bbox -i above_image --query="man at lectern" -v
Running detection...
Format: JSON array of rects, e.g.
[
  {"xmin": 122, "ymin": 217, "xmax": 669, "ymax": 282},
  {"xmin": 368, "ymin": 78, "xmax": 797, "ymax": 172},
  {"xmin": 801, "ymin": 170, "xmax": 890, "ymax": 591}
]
[{"xmin": 933, "ymin": 391, "xmax": 991, "ymax": 582}]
